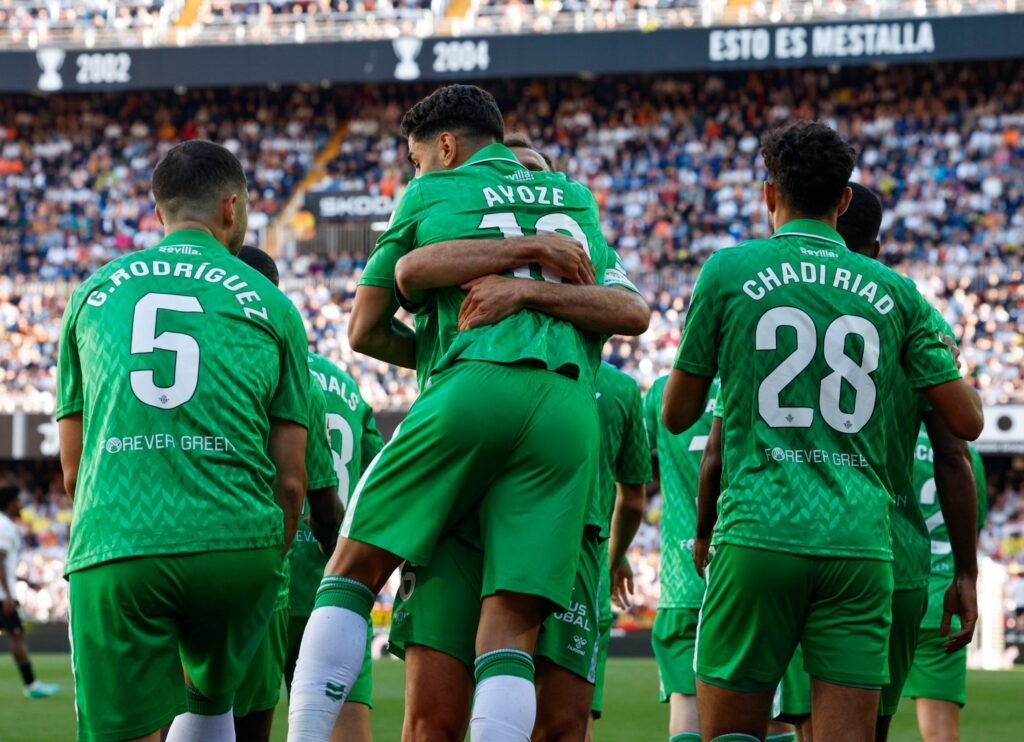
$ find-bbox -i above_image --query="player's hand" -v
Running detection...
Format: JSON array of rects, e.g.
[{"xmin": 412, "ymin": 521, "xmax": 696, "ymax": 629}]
[
  {"xmin": 1, "ymin": 596, "xmax": 14, "ymax": 615},
  {"xmin": 939, "ymin": 332, "xmax": 963, "ymax": 371},
  {"xmin": 693, "ymin": 537, "xmax": 711, "ymax": 578},
  {"xmin": 611, "ymin": 559, "xmax": 634, "ymax": 610},
  {"xmin": 940, "ymin": 571, "xmax": 979, "ymax": 653},
  {"xmin": 527, "ymin": 233, "xmax": 595, "ymax": 285},
  {"xmin": 458, "ymin": 275, "xmax": 528, "ymax": 330}
]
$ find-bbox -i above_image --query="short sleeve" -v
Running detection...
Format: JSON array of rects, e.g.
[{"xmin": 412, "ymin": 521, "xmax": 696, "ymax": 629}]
[
  {"xmin": 359, "ymin": 181, "xmax": 423, "ymax": 290},
  {"xmin": 616, "ymin": 379, "xmax": 653, "ymax": 485},
  {"xmin": 899, "ymin": 289, "xmax": 962, "ymax": 390},
  {"xmin": 305, "ymin": 379, "xmax": 339, "ymax": 491},
  {"xmin": 55, "ymin": 294, "xmax": 84, "ymax": 420},
  {"xmin": 360, "ymin": 404, "xmax": 385, "ymax": 473},
  {"xmin": 673, "ymin": 254, "xmax": 722, "ymax": 377},
  {"xmin": 602, "ymin": 249, "xmax": 640, "ymax": 294},
  {"xmin": 0, "ymin": 520, "xmax": 16, "ymax": 553},
  {"xmin": 268, "ymin": 304, "xmax": 312, "ymax": 427}
]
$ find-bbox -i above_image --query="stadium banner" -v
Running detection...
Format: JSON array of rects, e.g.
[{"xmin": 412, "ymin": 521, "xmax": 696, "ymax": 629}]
[
  {"xmin": 1, "ymin": 407, "xmax": 1021, "ymax": 458},
  {"xmin": 5, "ymin": 13, "xmax": 1024, "ymax": 93},
  {"xmin": 304, "ymin": 191, "xmax": 397, "ymax": 222}
]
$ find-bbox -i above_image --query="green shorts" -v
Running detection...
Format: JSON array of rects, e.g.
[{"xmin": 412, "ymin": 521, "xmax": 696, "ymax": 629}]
[
  {"xmin": 387, "ymin": 533, "xmax": 481, "ymax": 673},
  {"xmin": 696, "ymin": 544, "xmax": 893, "ymax": 692},
  {"xmin": 342, "ymin": 360, "xmax": 599, "ymax": 609},
  {"xmin": 285, "ymin": 615, "xmax": 374, "ymax": 708},
  {"xmin": 234, "ymin": 602, "xmax": 289, "ymax": 716},
  {"xmin": 879, "ymin": 587, "xmax": 928, "ymax": 717},
  {"xmin": 772, "ymin": 645, "xmax": 810, "ymax": 722},
  {"xmin": 536, "ymin": 529, "xmax": 603, "ymax": 683},
  {"xmin": 904, "ymin": 628, "xmax": 967, "ymax": 706},
  {"xmin": 69, "ymin": 548, "xmax": 281, "ymax": 742},
  {"xmin": 652, "ymin": 607, "xmax": 700, "ymax": 700},
  {"xmin": 591, "ymin": 546, "xmax": 613, "ymax": 718}
]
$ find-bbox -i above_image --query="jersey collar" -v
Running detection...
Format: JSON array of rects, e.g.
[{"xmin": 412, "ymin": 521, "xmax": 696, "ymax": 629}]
[
  {"xmin": 154, "ymin": 229, "xmax": 231, "ymax": 252},
  {"xmin": 771, "ymin": 219, "xmax": 847, "ymax": 249},
  {"xmin": 456, "ymin": 142, "xmax": 527, "ymax": 170}
]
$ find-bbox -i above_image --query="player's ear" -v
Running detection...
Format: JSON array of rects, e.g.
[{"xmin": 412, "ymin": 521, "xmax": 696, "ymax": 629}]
[
  {"xmin": 438, "ymin": 132, "xmax": 457, "ymax": 168},
  {"xmin": 836, "ymin": 185, "xmax": 853, "ymax": 217},
  {"xmin": 764, "ymin": 181, "xmax": 776, "ymax": 219},
  {"xmin": 222, "ymin": 193, "xmax": 238, "ymax": 229},
  {"xmin": 871, "ymin": 239, "xmax": 881, "ymax": 260},
  {"xmin": 155, "ymin": 205, "xmax": 166, "ymax": 227}
]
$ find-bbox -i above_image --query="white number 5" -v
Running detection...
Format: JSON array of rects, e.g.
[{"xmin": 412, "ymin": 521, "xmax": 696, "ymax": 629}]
[{"xmin": 130, "ymin": 293, "xmax": 204, "ymax": 409}]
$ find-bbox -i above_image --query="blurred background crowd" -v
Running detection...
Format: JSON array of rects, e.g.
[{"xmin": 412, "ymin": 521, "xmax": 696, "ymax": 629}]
[{"xmin": 1, "ymin": 58, "xmax": 1022, "ymax": 629}]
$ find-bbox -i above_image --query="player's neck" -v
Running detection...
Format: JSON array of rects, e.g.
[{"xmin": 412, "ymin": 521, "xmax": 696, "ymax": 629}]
[
  {"xmin": 772, "ymin": 207, "xmax": 839, "ymax": 233},
  {"xmin": 163, "ymin": 221, "xmax": 226, "ymax": 246}
]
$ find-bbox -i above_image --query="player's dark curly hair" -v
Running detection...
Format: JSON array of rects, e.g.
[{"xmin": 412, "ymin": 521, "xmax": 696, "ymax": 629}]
[
  {"xmin": 761, "ymin": 121, "xmax": 856, "ymax": 217},
  {"xmin": 837, "ymin": 182, "xmax": 883, "ymax": 256},
  {"xmin": 400, "ymin": 84, "xmax": 504, "ymax": 143}
]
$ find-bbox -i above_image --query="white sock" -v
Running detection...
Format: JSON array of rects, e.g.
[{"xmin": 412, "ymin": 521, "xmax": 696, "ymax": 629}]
[
  {"xmin": 287, "ymin": 606, "xmax": 369, "ymax": 742},
  {"xmin": 470, "ymin": 674, "xmax": 536, "ymax": 742},
  {"xmin": 166, "ymin": 711, "xmax": 235, "ymax": 742}
]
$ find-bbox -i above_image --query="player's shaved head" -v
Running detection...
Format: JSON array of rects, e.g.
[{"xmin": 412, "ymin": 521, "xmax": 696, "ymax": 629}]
[
  {"xmin": 504, "ymin": 132, "xmax": 553, "ymax": 172},
  {"xmin": 0, "ymin": 484, "xmax": 18, "ymax": 514},
  {"xmin": 761, "ymin": 121, "xmax": 856, "ymax": 219},
  {"xmin": 837, "ymin": 183, "xmax": 883, "ymax": 258},
  {"xmin": 152, "ymin": 140, "xmax": 249, "ymax": 252},
  {"xmin": 237, "ymin": 245, "xmax": 280, "ymax": 287}
]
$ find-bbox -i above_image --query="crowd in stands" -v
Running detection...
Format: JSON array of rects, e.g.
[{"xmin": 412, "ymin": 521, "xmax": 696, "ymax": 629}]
[
  {"xmin": 1, "ymin": 61, "xmax": 1024, "ymax": 626},
  {"xmin": 3, "ymin": 63, "xmax": 1024, "ymax": 412}
]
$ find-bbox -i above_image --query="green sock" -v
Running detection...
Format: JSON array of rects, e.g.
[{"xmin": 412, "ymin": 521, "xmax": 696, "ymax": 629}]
[
  {"xmin": 711, "ymin": 735, "xmax": 761, "ymax": 742},
  {"xmin": 766, "ymin": 734, "xmax": 797, "ymax": 742},
  {"xmin": 670, "ymin": 733, "xmax": 702, "ymax": 742},
  {"xmin": 474, "ymin": 649, "xmax": 535, "ymax": 683},
  {"xmin": 313, "ymin": 575, "xmax": 375, "ymax": 616}
]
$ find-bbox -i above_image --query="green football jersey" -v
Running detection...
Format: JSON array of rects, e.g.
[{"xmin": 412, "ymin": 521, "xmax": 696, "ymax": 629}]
[
  {"xmin": 288, "ymin": 353, "xmax": 384, "ymax": 617},
  {"xmin": 591, "ymin": 362, "xmax": 652, "ymax": 536},
  {"xmin": 359, "ymin": 142, "xmax": 637, "ymax": 386},
  {"xmin": 674, "ymin": 219, "xmax": 961, "ymax": 561},
  {"xmin": 913, "ymin": 429, "xmax": 987, "ymax": 629},
  {"xmin": 56, "ymin": 229, "xmax": 310, "ymax": 575},
  {"xmin": 646, "ymin": 375, "xmax": 719, "ymax": 608},
  {"xmin": 888, "ymin": 307, "xmax": 956, "ymax": 590}
]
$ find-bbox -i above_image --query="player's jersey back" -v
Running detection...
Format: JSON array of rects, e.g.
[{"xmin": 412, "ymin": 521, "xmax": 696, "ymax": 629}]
[
  {"xmin": 675, "ymin": 220, "xmax": 961, "ymax": 561},
  {"xmin": 912, "ymin": 428, "xmax": 987, "ymax": 629},
  {"xmin": 369, "ymin": 143, "xmax": 633, "ymax": 384},
  {"xmin": 646, "ymin": 375, "xmax": 719, "ymax": 608},
  {"xmin": 289, "ymin": 354, "xmax": 384, "ymax": 617},
  {"xmin": 591, "ymin": 362, "xmax": 652, "ymax": 535},
  {"xmin": 56, "ymin": 229, "xmax": 309, "ymax": 575}
]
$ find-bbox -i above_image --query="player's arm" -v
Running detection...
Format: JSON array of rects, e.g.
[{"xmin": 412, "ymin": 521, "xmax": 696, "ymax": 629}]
[
  {"xmin": 394, "ymin": 233, "xmax": 596, "ymax": 303},
  {"xmin": 350, "ymin": 181, "xmax": 422, "ymax": 367},
  {"xmin": 269, "ymin": 419, "xmax": 307, "ymax": 555},
  {"xmin": 349, "ymin": 285, "xmax": 417, "ymax": 369},
  {"xmin": 608, "ymin": 483, "xmax": 645, "ymax": 609},
  {"xmin": 903, "ymin": 297, "xmax": 983, "ymax": 441},
  {"xmin": 0, "ymin": 548, "xmax": 14, "ymax": 613},
  {"xmin": 307, "ymin": 485, "xmax": 341, "ymax": 556},
  {"xmin": 694, "ymin": 415, "xmax": 723, "ymax": 577},
  {"xmin": 662, "ymin": 371, "xmax": 713, "ymax": 435},
  {"xmin": 458, "ymin": 279, "xmax": 650, "ymax": 336},
  {"xmin": 924, "ymin": 410, "xmax": 980, "ymax": 652},
  {"xmin": 662, "ymin": 254, "xmax": 721, "ymax": 434},
  {"xmin": 305, "ymin": 382, "xmax": 342, "ymax": 555},
  {"xmin": 58, "ymin": 415, "xmax": 83, "ymax": 501}
]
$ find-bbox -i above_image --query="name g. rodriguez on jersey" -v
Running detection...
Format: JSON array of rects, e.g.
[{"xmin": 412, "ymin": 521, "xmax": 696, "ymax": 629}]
[{"xmin": 82, "ymin": 254, "xmax": 271, "ymax": 321}]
